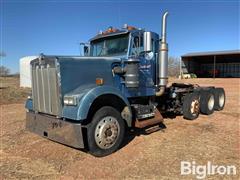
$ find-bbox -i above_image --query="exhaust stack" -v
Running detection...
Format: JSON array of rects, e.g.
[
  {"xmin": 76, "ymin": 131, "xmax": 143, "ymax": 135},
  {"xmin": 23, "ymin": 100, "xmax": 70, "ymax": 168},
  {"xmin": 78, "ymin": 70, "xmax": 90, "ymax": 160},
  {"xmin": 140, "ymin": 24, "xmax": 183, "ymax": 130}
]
[{"xmin": 156, "ymin": 12, "xmax": 169, "ymax": 96}]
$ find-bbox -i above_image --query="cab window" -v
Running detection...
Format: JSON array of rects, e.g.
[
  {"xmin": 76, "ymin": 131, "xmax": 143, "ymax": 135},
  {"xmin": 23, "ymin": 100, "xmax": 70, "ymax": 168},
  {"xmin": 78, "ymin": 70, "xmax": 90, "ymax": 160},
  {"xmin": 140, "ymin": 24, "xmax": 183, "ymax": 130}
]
[{"xmin": 131, "ymin": 35, "xmax": 144, "ymax": 56}]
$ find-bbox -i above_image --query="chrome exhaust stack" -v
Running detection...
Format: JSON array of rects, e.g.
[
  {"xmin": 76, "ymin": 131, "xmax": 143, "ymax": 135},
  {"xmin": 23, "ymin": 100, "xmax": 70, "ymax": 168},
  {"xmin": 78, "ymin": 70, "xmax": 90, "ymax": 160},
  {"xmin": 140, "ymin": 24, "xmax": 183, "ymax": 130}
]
[{"xmin": 156, "ymin": 11, "xmax": 169, "ymax": 96}]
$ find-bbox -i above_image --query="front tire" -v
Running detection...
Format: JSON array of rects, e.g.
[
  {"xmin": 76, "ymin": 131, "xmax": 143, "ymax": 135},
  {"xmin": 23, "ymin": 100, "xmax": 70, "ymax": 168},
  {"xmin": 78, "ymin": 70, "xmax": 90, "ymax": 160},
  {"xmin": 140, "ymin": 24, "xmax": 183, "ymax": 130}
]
[{"xmin": 87, "ymin": 106, "xmax": 125, "ymax": 157}]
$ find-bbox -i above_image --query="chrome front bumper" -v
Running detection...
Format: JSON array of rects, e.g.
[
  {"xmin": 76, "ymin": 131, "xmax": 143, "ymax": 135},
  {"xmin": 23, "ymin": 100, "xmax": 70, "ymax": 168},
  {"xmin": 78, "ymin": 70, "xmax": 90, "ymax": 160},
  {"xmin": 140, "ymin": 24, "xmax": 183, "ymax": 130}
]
[{"xmin": 26, "ymin": 112, "xmax": 84, "ymax": 148}]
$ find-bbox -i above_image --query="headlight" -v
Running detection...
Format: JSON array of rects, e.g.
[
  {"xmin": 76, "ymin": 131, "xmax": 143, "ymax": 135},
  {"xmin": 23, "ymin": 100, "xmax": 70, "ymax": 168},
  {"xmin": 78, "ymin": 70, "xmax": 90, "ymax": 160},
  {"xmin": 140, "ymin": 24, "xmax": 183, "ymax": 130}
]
[
  {"xmin": 27, "ymin": 93, "xmax": 32, "ymax": 99},
  {"xmin": 64, "ymin": 96, "xmax": 77, "ymax": 106}
]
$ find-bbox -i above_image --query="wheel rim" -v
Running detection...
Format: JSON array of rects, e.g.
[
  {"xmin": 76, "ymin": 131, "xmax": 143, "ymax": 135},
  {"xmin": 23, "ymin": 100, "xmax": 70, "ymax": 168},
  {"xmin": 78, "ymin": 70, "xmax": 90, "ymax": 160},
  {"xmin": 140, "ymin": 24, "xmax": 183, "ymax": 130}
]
[
  {"xmin": 208, "ymin": 95, "xmax": 214, "ymax": 110},
  {"xmin": 190, "ymin": 99, "xmax": 200, "ymax": 115},
  {"xmin": 94, "ymin": 116, "xmax": 120, "ymax": 149},
  {"xmin": 219, "ymin": 93, "xmax": 225, "ymax": 107}
]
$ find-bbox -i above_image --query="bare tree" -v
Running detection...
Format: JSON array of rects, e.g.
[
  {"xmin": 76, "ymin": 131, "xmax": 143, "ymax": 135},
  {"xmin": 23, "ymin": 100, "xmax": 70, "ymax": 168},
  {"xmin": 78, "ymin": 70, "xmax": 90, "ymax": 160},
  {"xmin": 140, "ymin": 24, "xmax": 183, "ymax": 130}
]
[
  {"xmin": 168, "ymin": 56, "xmax": 180, "ymax": 77},
  {"xmin": 0, "ymin": 66, "xmax": 10, "ymax": 76}
]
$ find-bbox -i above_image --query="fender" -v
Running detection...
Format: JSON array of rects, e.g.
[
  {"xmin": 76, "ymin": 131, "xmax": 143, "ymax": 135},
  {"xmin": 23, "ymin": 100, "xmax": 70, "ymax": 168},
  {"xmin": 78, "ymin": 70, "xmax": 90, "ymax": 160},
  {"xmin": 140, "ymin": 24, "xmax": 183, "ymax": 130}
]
[
  {"xmin": 25, "ymin": 98, "xmax": 33, "ymax": 111},
  {"xmin": 62, "ymin": 85, "xmax": 133, "ymax": 126}
]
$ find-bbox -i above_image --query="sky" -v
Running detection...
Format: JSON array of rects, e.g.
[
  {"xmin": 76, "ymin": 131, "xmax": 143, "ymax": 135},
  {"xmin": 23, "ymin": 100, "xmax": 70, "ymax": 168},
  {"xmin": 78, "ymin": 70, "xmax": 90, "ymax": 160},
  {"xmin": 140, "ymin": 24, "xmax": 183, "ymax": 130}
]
[{"xmin": 1, "ymin": 0, "xmax": 239, "ymax": 73}]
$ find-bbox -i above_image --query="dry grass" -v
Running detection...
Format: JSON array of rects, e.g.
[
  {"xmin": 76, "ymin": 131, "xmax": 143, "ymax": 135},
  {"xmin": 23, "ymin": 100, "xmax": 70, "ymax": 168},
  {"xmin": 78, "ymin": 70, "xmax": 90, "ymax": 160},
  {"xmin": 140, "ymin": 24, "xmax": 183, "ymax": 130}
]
[
  {"xmin": 0, "ymin": 77, "xmax": 31, "ymax": 105},
  {"xmin": 0, "ymin": 78, "xmax": 239, "ymax": 179}
]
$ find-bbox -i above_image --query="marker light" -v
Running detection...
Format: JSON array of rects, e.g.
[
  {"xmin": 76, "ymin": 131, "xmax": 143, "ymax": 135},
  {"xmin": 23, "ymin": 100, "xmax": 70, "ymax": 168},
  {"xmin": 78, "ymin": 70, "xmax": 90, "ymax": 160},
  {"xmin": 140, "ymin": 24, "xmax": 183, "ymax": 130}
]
[{"xmin": 96, "ymin": 78, "xmax": 104, "ymax": 85}]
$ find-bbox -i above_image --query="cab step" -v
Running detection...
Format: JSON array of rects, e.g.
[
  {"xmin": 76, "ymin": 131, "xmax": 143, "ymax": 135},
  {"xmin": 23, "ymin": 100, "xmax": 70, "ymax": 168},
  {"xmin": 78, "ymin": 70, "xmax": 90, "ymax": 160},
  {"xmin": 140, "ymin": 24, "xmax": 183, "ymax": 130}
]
[{"xmin": 134, "ymin": 109, "xmax": 164, "ymax": 128}]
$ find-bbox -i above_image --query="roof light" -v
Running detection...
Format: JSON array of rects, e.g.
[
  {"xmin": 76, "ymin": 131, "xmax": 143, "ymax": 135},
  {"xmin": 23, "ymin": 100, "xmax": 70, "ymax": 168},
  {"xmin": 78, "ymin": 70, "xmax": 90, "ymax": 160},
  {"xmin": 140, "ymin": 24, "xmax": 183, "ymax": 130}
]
[
  {"xmin": 122, "ymin": 24, "xmax": 137, "ymax": 30},
  {"xmin": 102, "ymin": 26, "xmax": 119, "ymax": 34},
  {"xmin": 127, "ymin": 25, "xmax": 137, "ymax": 30},
  {"xmin": 123, "ymin": 24, "xmax": 128, "ymax": 29}
]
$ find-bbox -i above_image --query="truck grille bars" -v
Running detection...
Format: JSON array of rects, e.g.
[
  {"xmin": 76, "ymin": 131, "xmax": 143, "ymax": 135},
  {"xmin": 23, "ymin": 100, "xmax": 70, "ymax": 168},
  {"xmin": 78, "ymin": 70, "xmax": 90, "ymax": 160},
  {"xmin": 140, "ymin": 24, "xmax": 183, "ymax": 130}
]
[{"xmin": 31, "ymin": 57, "xmax": 61, "ymax": 116}]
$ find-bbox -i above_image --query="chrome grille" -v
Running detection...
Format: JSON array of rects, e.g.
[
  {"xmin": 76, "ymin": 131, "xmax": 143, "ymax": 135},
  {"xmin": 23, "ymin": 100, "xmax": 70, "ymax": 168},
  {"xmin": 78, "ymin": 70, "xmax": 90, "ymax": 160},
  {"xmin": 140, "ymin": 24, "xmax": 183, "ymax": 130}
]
[{"xmin": 31, "ymin": 58, "xmax": 61, "ymax": 116}]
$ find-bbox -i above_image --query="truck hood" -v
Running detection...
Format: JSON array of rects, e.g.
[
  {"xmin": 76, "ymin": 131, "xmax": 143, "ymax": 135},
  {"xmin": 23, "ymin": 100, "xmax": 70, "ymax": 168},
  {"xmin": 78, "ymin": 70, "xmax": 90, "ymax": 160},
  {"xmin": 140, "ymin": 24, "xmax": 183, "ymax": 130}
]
[{"xmin": 57, "ymin": 56, "xmax": 121, "ymax": 96}]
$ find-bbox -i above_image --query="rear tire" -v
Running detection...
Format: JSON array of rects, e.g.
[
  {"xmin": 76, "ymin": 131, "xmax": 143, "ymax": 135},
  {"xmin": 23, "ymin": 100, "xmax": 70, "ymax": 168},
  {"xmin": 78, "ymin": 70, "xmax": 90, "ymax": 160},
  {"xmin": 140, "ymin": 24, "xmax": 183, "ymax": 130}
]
[
  {"xmin": 214, "ymin": 88, "xmax": 225, "ymax": 111},
  {"xmin": 200, "ymin": 90, "xmax": 215, "ymax": 115},
  {"xmin": 183, "ymin": 92, "xmax": 200, "ymax": 120},
  {"xmin": 87, "ymin": 106, "xmax": 125, "ymax": 157}
]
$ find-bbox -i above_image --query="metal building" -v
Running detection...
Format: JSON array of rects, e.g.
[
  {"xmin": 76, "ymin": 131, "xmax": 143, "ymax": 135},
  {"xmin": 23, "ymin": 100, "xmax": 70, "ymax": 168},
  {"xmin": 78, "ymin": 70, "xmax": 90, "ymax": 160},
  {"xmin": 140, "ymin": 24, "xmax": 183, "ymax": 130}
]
[{"xmin": 181, "ymin": 50, "xmax": 240, "ymax": 78}]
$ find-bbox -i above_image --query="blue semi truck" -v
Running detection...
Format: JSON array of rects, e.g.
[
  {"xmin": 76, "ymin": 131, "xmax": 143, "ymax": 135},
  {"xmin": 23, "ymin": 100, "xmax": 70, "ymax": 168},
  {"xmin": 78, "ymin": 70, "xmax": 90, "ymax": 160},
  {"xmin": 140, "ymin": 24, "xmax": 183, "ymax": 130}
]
[{"xmin": 25, "ymin": 12, "xmax": 226, "ymax": 157}]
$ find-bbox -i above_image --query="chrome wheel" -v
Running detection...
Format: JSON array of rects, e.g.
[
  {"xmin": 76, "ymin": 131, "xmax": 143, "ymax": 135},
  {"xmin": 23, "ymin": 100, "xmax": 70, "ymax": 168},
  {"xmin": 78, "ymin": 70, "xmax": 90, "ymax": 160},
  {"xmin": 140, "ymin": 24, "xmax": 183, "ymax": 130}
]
[
  {"xmin": 208, "ymin": 95, "xmax": 214, "ymax": 110},
  {"xmin": 190, "ymin": 99, "xmax": 200, "ymax": 115},
  {"xmin": 94, "ymin": 116, "xmax": 120, "ymax": 149},
  {"xmin": 219, "ymin": 93, "xmax": 225, "ymax": 107}
]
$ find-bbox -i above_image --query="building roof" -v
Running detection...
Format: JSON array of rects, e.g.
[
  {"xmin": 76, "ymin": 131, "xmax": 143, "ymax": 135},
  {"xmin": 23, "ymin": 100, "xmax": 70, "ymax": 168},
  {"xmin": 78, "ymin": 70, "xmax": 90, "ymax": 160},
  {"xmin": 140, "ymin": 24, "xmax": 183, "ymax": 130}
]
[{"xmin": 182, "ymin": 50, "xmax": 240, "ymax": 58}]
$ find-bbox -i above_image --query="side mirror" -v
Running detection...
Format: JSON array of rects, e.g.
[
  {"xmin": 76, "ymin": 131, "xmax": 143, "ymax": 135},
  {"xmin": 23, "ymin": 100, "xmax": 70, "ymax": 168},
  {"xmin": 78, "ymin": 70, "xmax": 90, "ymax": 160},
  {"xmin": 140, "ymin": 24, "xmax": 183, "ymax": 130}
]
[
  {"xmin": 83, "ymin": 46, "xmax": 89, "ymax": 56},
  {"xmin": 143, "ymin": 32, "xmax": 152, "ymax": 52},
  {"xmin": 80, "ymin": 43, "xmax": 89, "ymax": 56}
]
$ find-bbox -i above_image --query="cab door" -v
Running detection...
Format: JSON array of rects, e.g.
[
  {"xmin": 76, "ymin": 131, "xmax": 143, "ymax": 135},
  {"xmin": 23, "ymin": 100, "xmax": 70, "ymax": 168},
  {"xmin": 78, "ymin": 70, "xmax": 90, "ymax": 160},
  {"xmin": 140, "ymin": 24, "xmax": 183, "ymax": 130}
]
[{"xmin": 129, "ymin": 32, "xmax": 158, "ymax": 89}]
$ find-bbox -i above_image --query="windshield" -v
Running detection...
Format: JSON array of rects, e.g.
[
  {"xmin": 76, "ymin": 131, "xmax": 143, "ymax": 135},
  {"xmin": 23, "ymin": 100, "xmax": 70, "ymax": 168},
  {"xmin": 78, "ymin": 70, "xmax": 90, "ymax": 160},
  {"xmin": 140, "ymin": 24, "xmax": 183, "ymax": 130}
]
[{"xmin": 90, "ymin": 34, "xmax": 129, "ymax": 57}]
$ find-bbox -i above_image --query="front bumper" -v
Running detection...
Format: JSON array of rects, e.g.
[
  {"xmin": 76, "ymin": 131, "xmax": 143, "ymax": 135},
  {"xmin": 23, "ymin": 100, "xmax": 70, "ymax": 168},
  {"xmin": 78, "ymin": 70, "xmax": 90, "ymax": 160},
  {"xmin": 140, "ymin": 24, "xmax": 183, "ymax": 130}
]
[{"xmin": 26, "ymin": 112, "xmax": 84, "ymax": 148}]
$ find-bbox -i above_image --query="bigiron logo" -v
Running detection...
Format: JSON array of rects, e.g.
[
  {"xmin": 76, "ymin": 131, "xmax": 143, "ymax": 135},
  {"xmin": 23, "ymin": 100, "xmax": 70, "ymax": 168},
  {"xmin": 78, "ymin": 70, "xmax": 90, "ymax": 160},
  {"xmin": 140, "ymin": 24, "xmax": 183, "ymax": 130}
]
[{"xmin": 180, "ymin": 161, "xmax": 237, "ymax": 179}]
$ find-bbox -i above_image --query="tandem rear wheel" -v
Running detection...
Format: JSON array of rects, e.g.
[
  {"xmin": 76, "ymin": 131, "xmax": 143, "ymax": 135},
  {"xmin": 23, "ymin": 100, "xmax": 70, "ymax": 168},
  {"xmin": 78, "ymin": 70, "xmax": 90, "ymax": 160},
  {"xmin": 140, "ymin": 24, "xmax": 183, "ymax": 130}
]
[
  {"xmin": 200, "ymin": 88, "xmax": 225, "ymax": 114},
  {"xmin": 200, "ymin": 89, "xmax": 215, "ymax": 115},
  {"xmin": 213, "ymin": 88, "xmax": 225, "ymax": 111},
  {"xmin": 183, "ymin": 92, "xmax": 200, "ymax": 120},
  {"xmin": 183, "ymin": 88, "xmax": 225, "ymax": 120}
]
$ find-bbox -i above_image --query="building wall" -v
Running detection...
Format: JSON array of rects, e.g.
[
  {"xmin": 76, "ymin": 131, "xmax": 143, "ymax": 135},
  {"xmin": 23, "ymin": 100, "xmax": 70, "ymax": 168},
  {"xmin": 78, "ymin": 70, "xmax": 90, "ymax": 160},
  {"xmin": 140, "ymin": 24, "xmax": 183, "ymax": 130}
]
[
  {"xmin": 182, "ymin": 54, "xmax": 240, "ymax": 78},
  {"xmin": 201, "ymin": 63, "xmax": 240, "ymax": 77}
]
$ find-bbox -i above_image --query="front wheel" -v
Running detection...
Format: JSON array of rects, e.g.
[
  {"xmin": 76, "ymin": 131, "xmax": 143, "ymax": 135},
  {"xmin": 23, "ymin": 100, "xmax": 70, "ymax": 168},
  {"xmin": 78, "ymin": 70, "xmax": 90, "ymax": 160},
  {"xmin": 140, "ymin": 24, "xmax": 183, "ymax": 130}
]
[{"xmin": 87, "ymin": 106, "xmax": 125, "ymax": 157}]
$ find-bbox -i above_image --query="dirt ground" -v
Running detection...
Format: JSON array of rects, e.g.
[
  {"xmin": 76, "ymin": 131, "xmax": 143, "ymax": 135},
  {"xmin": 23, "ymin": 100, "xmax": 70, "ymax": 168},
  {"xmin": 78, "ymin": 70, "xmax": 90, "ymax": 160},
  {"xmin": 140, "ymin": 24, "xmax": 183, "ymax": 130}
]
[
  {"xmin": 0, "ymin": 77, "xmax": 31, "ymax": 105},
  {"xmin": 0, "ymin": 78, "xmax": 239, "ymax": 179}
]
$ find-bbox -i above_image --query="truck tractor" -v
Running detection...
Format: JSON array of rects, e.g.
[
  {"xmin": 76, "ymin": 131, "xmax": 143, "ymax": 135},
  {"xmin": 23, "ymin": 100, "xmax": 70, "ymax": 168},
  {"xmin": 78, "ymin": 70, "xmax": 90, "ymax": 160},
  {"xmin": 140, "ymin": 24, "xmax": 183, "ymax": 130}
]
[{"xmin": 25, "ymin": 12, "xmax": 226, "ymax": 157}]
